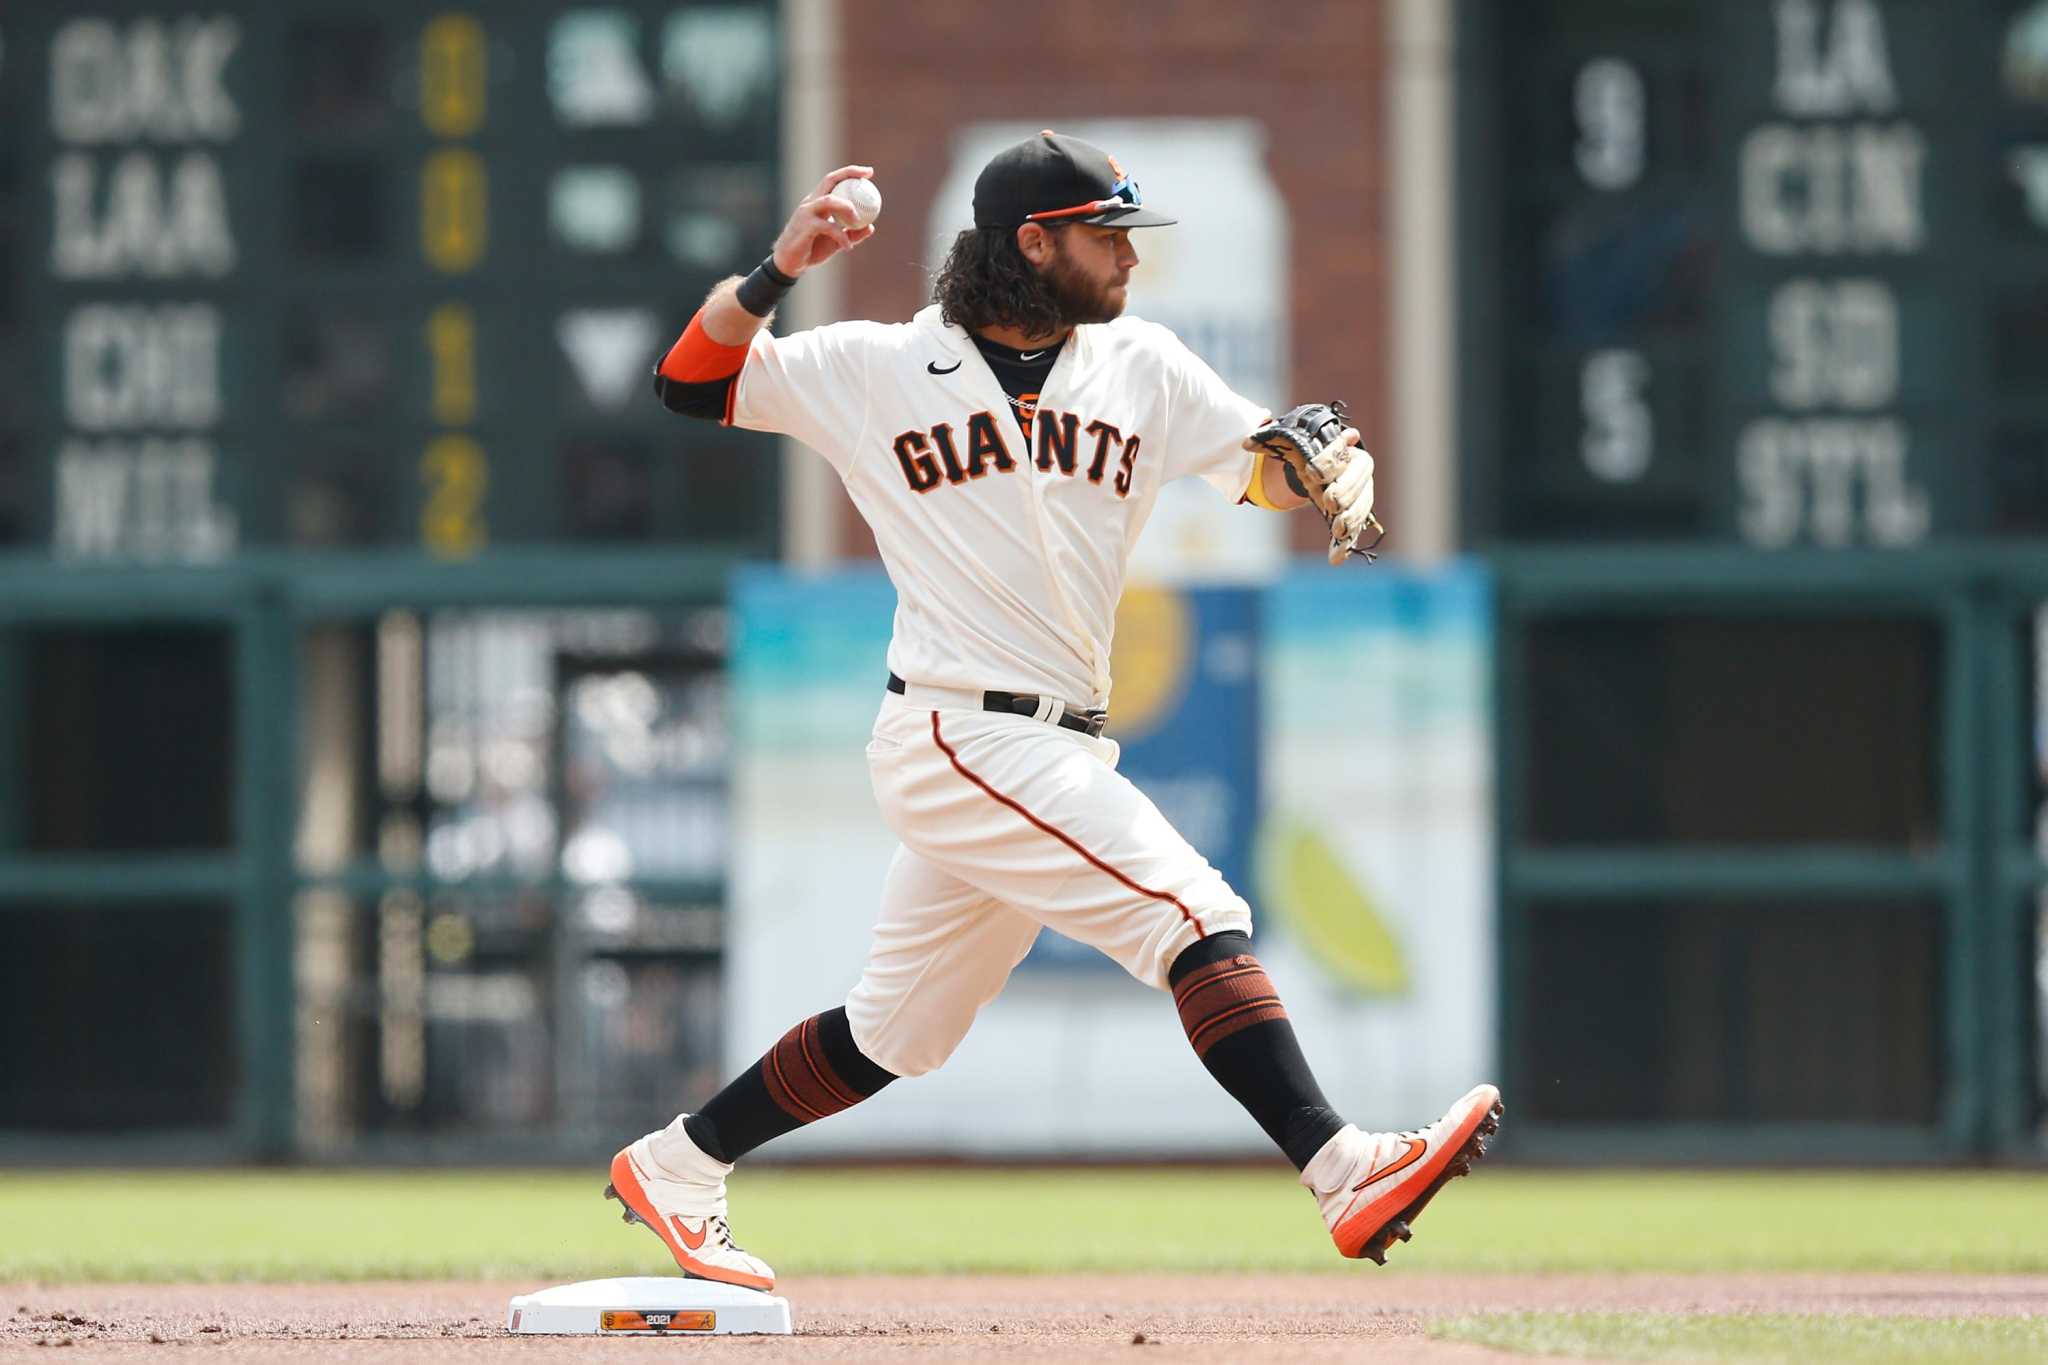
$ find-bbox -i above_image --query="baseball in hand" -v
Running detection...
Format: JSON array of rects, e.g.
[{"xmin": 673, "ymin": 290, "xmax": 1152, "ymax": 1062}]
[{"xmin": 838, "ymin": 177, "xmax": 882, "ymax": 228}]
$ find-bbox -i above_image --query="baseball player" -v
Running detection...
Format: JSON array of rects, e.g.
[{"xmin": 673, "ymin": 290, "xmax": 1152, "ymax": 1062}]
[{"xmin": 606, "ymin": 132, "xmax": 1501, "ymax": 1289}]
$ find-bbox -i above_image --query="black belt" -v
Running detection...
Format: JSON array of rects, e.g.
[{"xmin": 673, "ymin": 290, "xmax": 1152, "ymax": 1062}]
[{"xmin": 887, "ymin": 672, "xmax": 1108, "ymax": 738}]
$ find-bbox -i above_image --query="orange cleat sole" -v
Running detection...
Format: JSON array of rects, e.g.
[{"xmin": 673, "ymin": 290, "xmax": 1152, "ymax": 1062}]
[{"xmin": 1333, "ymin": 1096, "xmax": 1505, "ymax": 1265}]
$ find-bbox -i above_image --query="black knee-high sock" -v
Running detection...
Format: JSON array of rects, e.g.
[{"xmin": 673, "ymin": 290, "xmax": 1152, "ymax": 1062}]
[
  {"xmin": 682, "ymin": 1006, "xmax": 896, "ymax": 1163},
  {"xmin": 1168, "ymin": 932, "xmax": 1346, "ymax": 1170}
]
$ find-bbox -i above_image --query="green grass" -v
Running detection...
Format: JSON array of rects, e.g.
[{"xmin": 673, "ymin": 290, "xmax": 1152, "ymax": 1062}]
[
  {"xmin": 1432, "ymin": 1312, "xmax": 2048, "ymax": 1364},
  {"xmin": 3, "ymin": 1169, "xmax": 2048, "ymax": 1282}
]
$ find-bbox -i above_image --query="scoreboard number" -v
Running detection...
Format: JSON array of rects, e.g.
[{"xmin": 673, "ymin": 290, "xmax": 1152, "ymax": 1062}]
[
  {"xmin": 420, "ymin": 13, "xmax": 486, "ymax": 139},
  {"xmin": 421, "ymin": 148, "xmax": 487, "ymax": 275},
  {"xmin": 426, "ymin": 304, "xmax": 477, "ymax": 426},
  {"xmin": 1574, "ymin": 58, "xmax": 1646, "ymax": 191},
  {"xmin": 421, "ymin": 433, "xmax": 487, "ymax": 558},
  {"xmin": 419, "ymin": 13, "xmax": 487, "ymax": 557},
  {"xmin": 1579, "ymin": 349, "xmax": 1653, "ymax": 483}
]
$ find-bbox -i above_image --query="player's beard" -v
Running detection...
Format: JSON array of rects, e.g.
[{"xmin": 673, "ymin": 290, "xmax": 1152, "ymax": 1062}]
[{"xmin": 1042, "ymin": 245, "xmax": 1127, "ymax": 327}]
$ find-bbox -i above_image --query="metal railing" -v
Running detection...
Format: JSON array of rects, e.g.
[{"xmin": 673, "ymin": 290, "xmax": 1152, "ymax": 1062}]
[
  {"xmin": 0, "ymin": 549, "xmax": 729, "ymax": 1162},
  {"xmin": 1493, "ymin": 546, "xmax": 2046, "ymax": 1162},
  {"xmin": 2, "ymin": 546, "xmax": 2043, "ymax": 1160}
]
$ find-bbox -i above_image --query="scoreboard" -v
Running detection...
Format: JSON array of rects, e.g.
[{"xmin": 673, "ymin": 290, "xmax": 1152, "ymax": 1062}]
[
  {"xmin": 0, "ymin": 1, "xmax": 783, "ymax": 561},
  {"xmin": 1463, "ymin": 0, "xmax": 2048, "ymax": 546}
]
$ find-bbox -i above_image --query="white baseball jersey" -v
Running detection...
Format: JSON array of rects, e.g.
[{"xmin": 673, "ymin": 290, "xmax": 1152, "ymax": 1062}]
[
  {"xmin": 719, "ymin": 301, "xmax": 1269, "ymax": 1071},
  {"xmin": 730, "ymin": 304, "xmax": 1267, "ymax": 708}
]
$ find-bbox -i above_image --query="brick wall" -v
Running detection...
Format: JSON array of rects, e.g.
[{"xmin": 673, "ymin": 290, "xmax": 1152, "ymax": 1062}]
[{"xmin": 829, "ymin": 0, "xmax": 1390, "ymax": 557}]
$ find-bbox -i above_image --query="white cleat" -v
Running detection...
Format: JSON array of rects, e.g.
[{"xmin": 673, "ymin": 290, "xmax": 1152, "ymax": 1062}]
[
  {"xmin": 1302, "ymin": 1083, "xmax": 1504, "ymax": 1265},
  {"xmin": 604, "ymin": 1119, "xmax": 776, "ymax": 1291}
]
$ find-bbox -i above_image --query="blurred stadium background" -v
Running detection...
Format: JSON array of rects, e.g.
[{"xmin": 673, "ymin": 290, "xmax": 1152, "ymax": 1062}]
[{"xmin": 0, "ymin": 0, "xmax": 2044, "ymax": 1181}]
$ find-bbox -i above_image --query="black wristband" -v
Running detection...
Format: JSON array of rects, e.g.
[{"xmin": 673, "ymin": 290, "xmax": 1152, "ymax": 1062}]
[{"xmin": 735, "ymin": 256, "xmax": 797, "ymax": 317}]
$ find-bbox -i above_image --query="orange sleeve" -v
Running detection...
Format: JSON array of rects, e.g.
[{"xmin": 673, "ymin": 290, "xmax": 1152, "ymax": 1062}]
[{"xmin": 657, "ymin": 312, "xmax": 754, "ymax": 383}]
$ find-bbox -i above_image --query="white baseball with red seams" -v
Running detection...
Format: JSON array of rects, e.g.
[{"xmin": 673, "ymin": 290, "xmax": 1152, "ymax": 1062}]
[
  {"xmin": 726, "ymin": 304, "xmax": 1266, "ymax": 1074},
  {"xmin": 836, "ymin": 176, "xmax": 882, "ymax": 227}
]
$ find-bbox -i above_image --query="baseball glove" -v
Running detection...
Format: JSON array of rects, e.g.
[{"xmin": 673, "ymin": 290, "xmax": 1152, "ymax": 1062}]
[{"xmin": 1243, "ymin": 400, "xmax": 1385, "ymax": 564}]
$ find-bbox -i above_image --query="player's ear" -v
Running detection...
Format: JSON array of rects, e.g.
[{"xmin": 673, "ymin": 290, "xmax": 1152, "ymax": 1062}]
[{"xmin": 1015, "ymin": 222, "xmax": 1054, "ymax": 267}]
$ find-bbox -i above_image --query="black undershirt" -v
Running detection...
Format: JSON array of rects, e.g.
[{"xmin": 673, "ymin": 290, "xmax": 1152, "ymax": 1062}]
[{"xmin": 970, "ymin": 333, "xmax": 1064, "ymax": 437}]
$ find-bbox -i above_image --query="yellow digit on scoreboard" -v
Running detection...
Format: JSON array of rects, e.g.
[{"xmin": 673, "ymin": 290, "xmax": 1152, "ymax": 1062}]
[
  {"xmin": 421, "ymin": 148, "xmax": 487, "ymax": 274},
  {"xmin": 425, "ymin": 304, "xmax": 477, "ymax": 425},
  {"xmin": 420, "ymin": 14, "xmax": 486, "ymax": 138},
  {"xmin": 421, "ymin": 433, "xmax": 488, "ymax": 558}
]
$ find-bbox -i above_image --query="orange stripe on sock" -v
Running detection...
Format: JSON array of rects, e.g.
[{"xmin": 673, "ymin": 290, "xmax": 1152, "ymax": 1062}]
[
  {"xmin": 1177, "ymin": 975, "xmax": 1274, "ymax": 1021},
  {"xmin": 763, "ymin": 1034, "xmax": 827, "ymax": 1122},
  {"xmin": 799, "ymin": 1016, "xmax": 860, "ymax": 1111},
  {"xmin": 762, "ymin": 1016, "xmax": 874, "ymax": 1126},
  {"xmin": 1175, "ymin": 955, "xmax": 1287, "ymax": 1057},
  {"xmin": 1186, "ymin": 998, "xmax": 1287, "ymax": 1054},
  {"xmin": 1172, "ymin": 960, "xmax": 1264, "ymax": 1008}
]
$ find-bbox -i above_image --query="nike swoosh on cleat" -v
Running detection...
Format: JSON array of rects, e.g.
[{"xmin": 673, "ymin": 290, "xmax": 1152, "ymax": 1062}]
[
  {"xmin": 670, "ymin": 1215, "xmax": 707, "ymax": 1251},
  {"xmin": 1352, "ymin": 1137, "xmax": 1426, "ymax": 1192},
  {"xmin": 927, "ymin": 359, "xmax": 962, "ymax": 374}
]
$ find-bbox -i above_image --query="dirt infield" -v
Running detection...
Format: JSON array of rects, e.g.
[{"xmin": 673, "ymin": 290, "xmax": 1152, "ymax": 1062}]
[{"xmin": 7, "ymin": 1274, "xmax": 2048, "ymax": 1362}]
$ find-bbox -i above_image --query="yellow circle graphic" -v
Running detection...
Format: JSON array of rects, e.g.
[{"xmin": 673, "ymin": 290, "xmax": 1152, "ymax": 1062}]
[{"xmin": 1109, "ymin": 586, "xmax": 1192, "ymax": 739}]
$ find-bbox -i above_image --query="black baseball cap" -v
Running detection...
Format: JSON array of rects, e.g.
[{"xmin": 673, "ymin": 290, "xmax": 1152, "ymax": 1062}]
[{"xmin": 972, "ymin": 130, "xmax": 1177, "ymax": 230}]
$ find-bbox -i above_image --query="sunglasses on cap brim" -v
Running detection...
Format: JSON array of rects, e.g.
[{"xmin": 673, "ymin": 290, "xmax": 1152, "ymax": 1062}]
[{"xmin": 1024, "ymin": 176, "xmax": 1143, "ymax": 223}]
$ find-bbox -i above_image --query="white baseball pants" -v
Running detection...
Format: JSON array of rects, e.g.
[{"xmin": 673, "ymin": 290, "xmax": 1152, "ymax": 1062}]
[{"xmin": 846, "ymin": 686, "xmax": 1253, "ymax": 1078}]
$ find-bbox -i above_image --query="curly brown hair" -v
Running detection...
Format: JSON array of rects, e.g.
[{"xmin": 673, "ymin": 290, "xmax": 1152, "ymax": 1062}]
[{"xmin": 932, "ymin": 225, "xmax": 1065, "ymax": 336}]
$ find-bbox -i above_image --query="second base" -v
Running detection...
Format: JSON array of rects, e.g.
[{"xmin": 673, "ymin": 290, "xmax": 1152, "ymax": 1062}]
[{"xmin": 506, "ymin": 1276, "xmax": 792, "ymax": 1335}]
